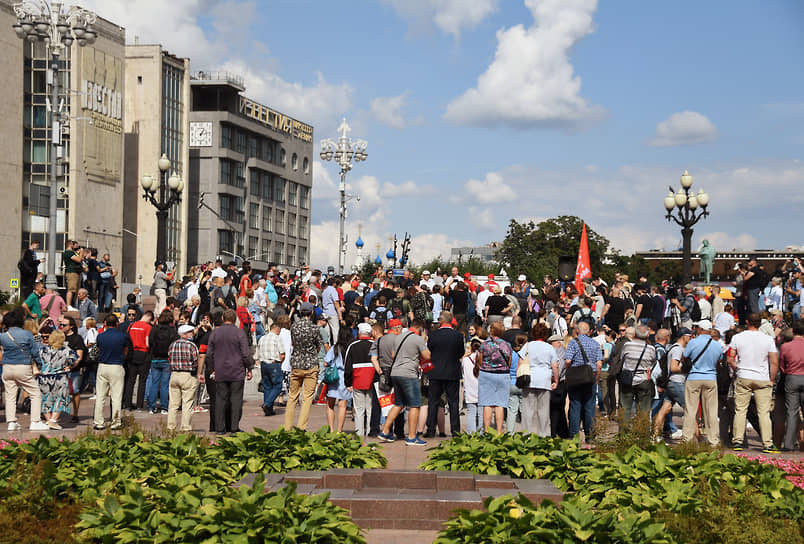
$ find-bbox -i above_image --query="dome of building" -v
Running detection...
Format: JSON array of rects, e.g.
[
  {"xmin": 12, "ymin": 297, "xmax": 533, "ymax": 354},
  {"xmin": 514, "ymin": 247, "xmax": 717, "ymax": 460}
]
[
  {"xmin": 386, "ymin": 249, "xmax": 395, "ymax": 259},
  {"xmin": 355, "ymin": 236, "xmax": 364, "ymax": 248},
  {"xmin": 374, "ymin": 255, "xmax": 383, "ymax": 265}
]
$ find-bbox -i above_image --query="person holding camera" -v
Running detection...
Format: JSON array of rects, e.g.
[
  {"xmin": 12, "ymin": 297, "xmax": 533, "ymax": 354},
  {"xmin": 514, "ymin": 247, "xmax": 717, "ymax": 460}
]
[
  {"xmin": 786, "ymin": 267, "xmax": 802, "ymax": 321},
  {"xmin": 670, "ymin": 284, "xmax": 697, "ymax": 329}
]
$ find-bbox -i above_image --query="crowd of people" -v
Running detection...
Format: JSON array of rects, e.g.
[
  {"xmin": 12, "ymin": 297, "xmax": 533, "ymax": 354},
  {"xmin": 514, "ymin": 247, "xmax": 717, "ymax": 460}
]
[{"xmin": 2, "ymin": 255, "xmax": 803, "ymax": 453}]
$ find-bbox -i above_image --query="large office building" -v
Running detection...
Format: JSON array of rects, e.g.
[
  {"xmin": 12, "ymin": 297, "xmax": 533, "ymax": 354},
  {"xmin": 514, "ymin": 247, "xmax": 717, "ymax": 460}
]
[
  {"xmin": 122, "ymin": 43, "xmax": 190, "ymax": 285},
  {"xmin": 0, "ymin": 0, "xmax": 125, "ymax": 287},
  {"xmin": 187, "ymin": 72, "xmax": 313, "ymax": 270}
]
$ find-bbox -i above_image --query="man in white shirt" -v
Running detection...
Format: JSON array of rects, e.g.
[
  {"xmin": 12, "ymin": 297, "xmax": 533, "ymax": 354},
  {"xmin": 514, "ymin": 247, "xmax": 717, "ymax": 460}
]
[
  {"xmin": 475, "ymin": 283, "xmax": 491, "ymax": 318},
  {"xmin": 321, "ymin": 277, "xmax": 341, "ymax": 341},
  {"xmin": 713, "ymin": 303, "xmax": 735, "ymax": 336},
  {"xmin": 696, "ymin": 288, "xmax": 712, "ymax": 320},
  {"xmin": 210, "ymin": 259, "xmax": 227, "ymax": 280},
  {"xmin": 727, "ymin": 313, "xmax": 779, "ymax": 453},
  {"xmin": 419, "ymin": 270, "xmax": 435, "ymax": 291},
  {"xmin": 254, "ymin": 279, "xmax": 268, "ymax": 324}
]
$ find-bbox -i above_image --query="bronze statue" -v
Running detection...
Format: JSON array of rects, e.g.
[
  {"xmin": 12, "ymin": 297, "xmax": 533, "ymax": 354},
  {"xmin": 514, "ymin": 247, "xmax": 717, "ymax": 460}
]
[{"xmin": 698, "ymin": 239, "xmax": 716, "ymax": 283}]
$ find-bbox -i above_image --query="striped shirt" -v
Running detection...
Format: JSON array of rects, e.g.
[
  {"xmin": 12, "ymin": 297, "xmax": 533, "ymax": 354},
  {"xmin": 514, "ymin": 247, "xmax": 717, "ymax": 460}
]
[
  {"xmin": 168, "ymin": 338, "xmax": 199, "ymax": 372},
  {"xmin": 256, "ymin": 331, "xmax": 284, "ymax": 364}
]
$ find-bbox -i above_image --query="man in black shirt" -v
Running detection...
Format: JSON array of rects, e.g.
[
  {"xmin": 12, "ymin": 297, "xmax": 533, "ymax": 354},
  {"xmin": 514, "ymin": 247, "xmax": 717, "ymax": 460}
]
[
  {"xmin": 633, "ymin": 284, "xmax": 653, "ymax": 325},
  {"xmin": 59, "ymin": 316, "xmax": 85, "ymax": 423},
  {"xmin": 449, "ymin": 282, "xmax": 470, "ymax": 337},
  {"xmin": 742, "ymin": 258, "xmax": 765, "ymax": 314},
  {"xmin": 502, "ymin": 315, "xmax": 527, "ymax": 345},
  {"xmin": 602, "ymin": 286, "xmax": 629, "ymax": 330},
  {"xmin": 424, "ymin": 312, "xmax": 465, "ymax": 437}
]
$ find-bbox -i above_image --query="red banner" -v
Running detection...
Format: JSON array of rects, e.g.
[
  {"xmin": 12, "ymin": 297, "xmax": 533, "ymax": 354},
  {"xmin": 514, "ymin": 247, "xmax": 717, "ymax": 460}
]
[{"xmin": 575, "ymin": 223, "xmax": 592, "ymax": 295}]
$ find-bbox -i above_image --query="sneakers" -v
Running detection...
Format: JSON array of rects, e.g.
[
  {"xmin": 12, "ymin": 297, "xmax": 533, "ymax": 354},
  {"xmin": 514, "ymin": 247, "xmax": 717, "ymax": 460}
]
[
  {"xmin": 93, "ymin": 424, "xmax": 106, "ymax": 431},
  {"xmin": 149, "ymin": 409, "xmax": 159, "ymax": 414},
  {"xmin": 192, "ymin": 406, "xmax": 208, "ymax": 413},
  {"xmin": 7, "ymin": 422, "xmax": 22, "ymax": 431},
  {"xmin": 29, "ymin": 421, "xmax": 50, "ymax": 431},
  {"xmin": 110, "ymin": 423, "xmax": 123, "ymax": 430},
  {"xmin": 405, "ymin": 437, "xmax": 427, "ymax": 446},
  {"xmin": 762, "ymin": 445, "xmax": 781, "ymax": 454},
  {"xmin": 160, "ymin": 409, "xmax": 168, "ymax": 415},
  {"xmin": 731, "ymin": 442, "xmax": 743, "ymax": 451},
  {"xmin": 670, "ymin": 430, "xmax": 683, "ymax": 440},
  {"xmin": 47, "ymin": 420, "xmax": 63, "ymax": 430},
  {"xmin": 377, "ymin": 432, "xmax": 395, "ymax": 442}
]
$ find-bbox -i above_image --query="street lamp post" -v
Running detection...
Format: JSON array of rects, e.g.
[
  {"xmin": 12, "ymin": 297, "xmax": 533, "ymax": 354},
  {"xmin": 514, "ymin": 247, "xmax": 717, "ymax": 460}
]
[
  {"xmin": 663, "ymin": 170, "xmax": 711, "ymax": 282},
  {"xmin": 320, "ymin": 118, "xmax": 367, "ymax": 275},
  {"xmin": 12, "ymin": 1, "xmax": 97, "ymax": 290},
  {"xmin": 140, "ymin": 153, "xmax": 184, "ymax": 263}
]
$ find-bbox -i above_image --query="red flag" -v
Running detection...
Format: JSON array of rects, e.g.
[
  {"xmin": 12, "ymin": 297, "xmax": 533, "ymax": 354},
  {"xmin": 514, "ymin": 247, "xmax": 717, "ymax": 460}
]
[{"xmin": 574, "ymin": 223, "xmax": 592, "ymax": 295}]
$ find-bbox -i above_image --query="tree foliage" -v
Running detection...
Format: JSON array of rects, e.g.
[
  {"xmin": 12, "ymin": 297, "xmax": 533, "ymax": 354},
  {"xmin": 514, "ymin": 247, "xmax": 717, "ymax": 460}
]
[{"xmin": 496, "ymin": 216, "xmax": 616, "ymax": 285}]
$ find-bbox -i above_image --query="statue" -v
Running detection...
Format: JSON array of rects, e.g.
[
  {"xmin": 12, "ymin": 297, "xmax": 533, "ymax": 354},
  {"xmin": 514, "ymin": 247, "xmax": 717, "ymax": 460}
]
[{"xmin": 698, "ymin": 239, "xmax": 716, "ymax": 283}]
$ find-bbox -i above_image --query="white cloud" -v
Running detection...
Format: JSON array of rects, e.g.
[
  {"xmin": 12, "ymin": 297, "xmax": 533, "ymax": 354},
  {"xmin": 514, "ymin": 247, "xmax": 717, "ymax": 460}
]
[
  {"xmin": 696, "ymin": 232, "xmax": 758, "ymax": 252},
  {"xmin": 648, "ymin": 111, "xmax": 718, "ymax": 147},
  {"xmin": 444, "ymin": 0, "xmax": 604, "ymax": 128},
  {"xmin": 381, "ymin": 180, "xmax": 435, "ymax": 197},
  {"xmin": 384, "ymin": 0, "xmax": 499, "ymax": 38},
  {"xmin": 464, "ymin": 172, "xmax": 516, "ymax": 204},
  {"xmin": 371, "ymin": 92, "xmax": 411, "ymax": 128},
  {"xmin": 468, "ymin": 206, "xmax": 495, "ymax": 229}
]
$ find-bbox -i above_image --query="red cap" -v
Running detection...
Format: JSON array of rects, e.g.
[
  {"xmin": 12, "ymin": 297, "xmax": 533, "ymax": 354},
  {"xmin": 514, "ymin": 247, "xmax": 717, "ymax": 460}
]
[
  {"xmin": 388, "ymin": 319, "xmax": 403, "ymax": 328},
  {"xmin": 463, "ymin": 272, "xmax": 472, "ymax": 278},
  {"xmin": 488, "ymin": 274, "xmax": 495, "ymax": 279}
]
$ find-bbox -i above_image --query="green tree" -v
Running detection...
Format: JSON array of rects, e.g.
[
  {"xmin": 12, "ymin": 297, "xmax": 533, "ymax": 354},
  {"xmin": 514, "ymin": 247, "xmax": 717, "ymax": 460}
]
[{"xmin": 496, "ymin": 216, "xmax": 617, "ymax": 285}]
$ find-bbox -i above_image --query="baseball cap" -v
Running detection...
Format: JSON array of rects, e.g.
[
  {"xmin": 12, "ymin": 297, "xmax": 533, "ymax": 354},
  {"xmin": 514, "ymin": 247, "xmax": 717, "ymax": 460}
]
[
  {"xmin": 422, "ymin": 270, "xmax": 431, "ymax": 275},
  {"xmin": 488, "ymin": 274, "xmax": 495, "ymax": 279},
  {"xmin": 299, "ymin": 302, "xmax": 314, "ymax": 314},
  {"xmin": 357, "ymin": 322, "xmax": 373, "ymax": 336},
  {"xmin": 683, "ymin": 283, "xmax": 694, "ymax": 290},
  {"xmin": 695, "ymin": 320, "xmax": 712, "ymax": 331},
  {"xmin": 546, "ymin": 334, "xmax": 563, "ymax": 343},
  {"xmin": 676, "ymin": 327, "xmax": 693, "ymax": 337},
  {"xmin": 388, "ymin": 318, "xmax": 403, "ymax": 328},
  {"xmin": 178, "ymin": 325, "xmax": 195, "ymax": 335},
  {"xmin": 517, "ymin": 274, "xmax": 526, "ymax": 281},
  {"xmin": 463, "ymin": 272, "xmax": 472, "ymax": 278}
]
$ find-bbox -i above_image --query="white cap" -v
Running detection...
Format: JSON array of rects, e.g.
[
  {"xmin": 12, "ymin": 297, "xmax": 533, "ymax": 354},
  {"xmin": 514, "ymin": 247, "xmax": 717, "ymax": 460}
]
[
  {"xmin": 517, "ymin": 274, "xmax": 527, "ymax": 281},
  {"xmin": 178, "ymin": 324, "xmax": 195, "ymax": 335},
  {"xmin": 357, "ymin": 322, "xmax": 373, "ymax": 336},
  {"xmin": 695, "ymin": 319, "xmax": 713, "ymax": 331},
  {"xmin": 422, "ymin": 270, "xmax": 431, "ymax": 275}
]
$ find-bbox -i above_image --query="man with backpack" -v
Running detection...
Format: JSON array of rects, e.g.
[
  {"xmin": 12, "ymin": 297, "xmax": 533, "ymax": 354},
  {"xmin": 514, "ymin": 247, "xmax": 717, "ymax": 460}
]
[
  {"xmin": 671, "ymin": 284, "xmax": 699, "ymax": 329},
  {"xmin": 651, "ymin": 327, "xmax": 691, "ymax": 440}
]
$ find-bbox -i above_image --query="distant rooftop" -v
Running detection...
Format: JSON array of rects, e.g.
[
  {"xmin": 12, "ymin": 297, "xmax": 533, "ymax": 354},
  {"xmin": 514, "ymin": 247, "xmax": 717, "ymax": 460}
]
[{"xmin": 191, "ymin": 70, "xmax": 245, "ymax": 91}]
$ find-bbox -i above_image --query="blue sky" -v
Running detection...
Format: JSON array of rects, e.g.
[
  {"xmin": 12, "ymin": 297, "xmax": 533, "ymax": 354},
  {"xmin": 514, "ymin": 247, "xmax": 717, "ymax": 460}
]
[{"xmin": 85, "ymin": 0, "xmax": 804, "ymax": 267}]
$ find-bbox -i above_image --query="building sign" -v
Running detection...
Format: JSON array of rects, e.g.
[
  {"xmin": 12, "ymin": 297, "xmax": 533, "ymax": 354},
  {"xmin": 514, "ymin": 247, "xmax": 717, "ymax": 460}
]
[
  {"xmin": 80, "ymin": 48, "xmax": 123, "ymax": 184},
  {"xmin": 238, "ymin": 96, "xmax": 313, "ymax": 143}
]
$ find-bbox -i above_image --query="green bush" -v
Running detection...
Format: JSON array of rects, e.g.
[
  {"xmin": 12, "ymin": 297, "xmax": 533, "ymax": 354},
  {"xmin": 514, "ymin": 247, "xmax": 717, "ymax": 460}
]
[
  {"xmin": 0, "ymin": 429, "xmax": 383, "ymax": 543},
  {"xmin": 422, "ymin": 433, "xmax": 804, "ymax": 543}
]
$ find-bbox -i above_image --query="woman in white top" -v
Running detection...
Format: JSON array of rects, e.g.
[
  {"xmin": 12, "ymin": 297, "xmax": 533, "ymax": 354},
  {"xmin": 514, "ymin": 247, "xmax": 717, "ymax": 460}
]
[
  {"xmin": 461, "ymin": 337, "xmax": 482, "ymax": 433},
  {"xmin": 518, "ymin": 323, "xmax": 559, "ymax": 436}
]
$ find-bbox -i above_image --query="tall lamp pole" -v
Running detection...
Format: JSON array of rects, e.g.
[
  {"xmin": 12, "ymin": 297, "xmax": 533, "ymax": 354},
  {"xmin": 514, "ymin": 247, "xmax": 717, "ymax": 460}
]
[
  {"xmin": 13, "ymin": 1, "xmax": 97, "ymax": 290},
  {"xmin": 320, "ymin": 118, "xmax": 367, "ymax": 275},
  {"xmin": 140, "ymin": 153, "xmax": 184, "ymax": 263},
  {"xmin": 663, "ymin": 170, "xmax": 711, "ymax": 282}
]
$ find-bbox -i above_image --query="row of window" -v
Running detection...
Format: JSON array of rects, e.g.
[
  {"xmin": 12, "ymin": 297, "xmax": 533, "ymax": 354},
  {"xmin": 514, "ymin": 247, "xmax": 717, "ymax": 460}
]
[
  {"xmin": 218, "ymin": 229, "xmax": 307, "ymax": 266},
  {"xmin": 221, "ymin": 160, "xmax": 310, "ymax": 209},
  {"xmin": 220, "ymin": 124, "xmax": 310, "ymax": 174},
  {"xmin": 219, "ymin": 196, "xmax": 308, "ymax": 239}
]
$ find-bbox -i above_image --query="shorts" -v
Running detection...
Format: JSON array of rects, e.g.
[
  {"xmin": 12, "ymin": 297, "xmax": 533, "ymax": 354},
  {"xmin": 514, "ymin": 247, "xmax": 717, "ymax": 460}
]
[
  {"xmin": 68, "ymin": 369, "xmax": 83, "ymax": 395},
  {"xmin": 65, "ymin": 272, "xmax": 80, "ymax": 293},
  {"xmin": 391, "ymin": 376, "xmax": 421, "ymax": 408},
  {"xmin": 664, "ymin": 380, "xmax": 686, "ymax": 408}
]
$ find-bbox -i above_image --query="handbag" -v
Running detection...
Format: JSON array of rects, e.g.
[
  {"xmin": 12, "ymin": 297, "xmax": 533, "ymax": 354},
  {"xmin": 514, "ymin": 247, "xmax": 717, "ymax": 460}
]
[
  {"xmin": 515, "ymin": 344, "xmax": 531, "ymax": 389},
  {"xmin": 565, "ymin": 339, "xmax": 595, "ymax": 387},
  {"xmin": 618, "ymin": 344, "xmax": 647, "ymax": 390},
  {"xmin": 323, "ymin": 364, "xmax": 340, "ymax": 385},
  {"xmin": 6, "ymin": 330, "xmax": 40, "ymax": 377}
]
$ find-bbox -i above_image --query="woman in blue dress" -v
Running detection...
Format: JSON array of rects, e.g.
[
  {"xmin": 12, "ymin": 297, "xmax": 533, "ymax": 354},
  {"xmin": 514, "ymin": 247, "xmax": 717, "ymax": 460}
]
[
  {"xmin": 324, "ymin": 327, "xmax": 354, "ymax": 432},
  {"xmin": 38, "ymin": 329, "xmax": 78, "ymax": 429}
]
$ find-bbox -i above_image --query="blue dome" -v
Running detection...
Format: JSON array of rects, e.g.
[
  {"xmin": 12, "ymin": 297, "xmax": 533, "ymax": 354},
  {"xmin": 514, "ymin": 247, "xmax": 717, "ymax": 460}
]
[
  {"xmin": 355, "ymin": 236, "xmax": 364, "ymax": 248},
  {"xmin": 374, "ymin": 255, "xmax": 383, "ymax": 265},
  {"xmin": 386, "ymin": 249, "xmax": 395, "ymax": 259}
]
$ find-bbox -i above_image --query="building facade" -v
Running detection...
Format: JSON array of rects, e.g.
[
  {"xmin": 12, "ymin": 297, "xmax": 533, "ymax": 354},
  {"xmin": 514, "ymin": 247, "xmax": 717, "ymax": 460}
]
[
  {"xmin": 450, "ymin": 243, "xmax": 502, "ymax": 264},
  {"xmin": 634, "ymin": 249, "xmax": 804, "ymax": 281},
  {"xmin": 0, "ymin": 0, "xmax": 125, "ymax": 291},
  {"xmin": 123, "ymin": 44, "xmax": 190, "ymax": 286},
  {"xmin": 187, "ymin": 72, "xmax": 313, "ymax": 270}
]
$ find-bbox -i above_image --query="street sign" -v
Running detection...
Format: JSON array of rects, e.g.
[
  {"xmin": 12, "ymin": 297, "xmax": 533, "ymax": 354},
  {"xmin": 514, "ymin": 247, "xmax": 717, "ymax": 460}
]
[
  {"xmin": 392, "ymin": 268, "xmax": 405, "ymax": 277},
  {"xmin": 10, "ymin": 278, "xmax": 19, "ymax": 289}
]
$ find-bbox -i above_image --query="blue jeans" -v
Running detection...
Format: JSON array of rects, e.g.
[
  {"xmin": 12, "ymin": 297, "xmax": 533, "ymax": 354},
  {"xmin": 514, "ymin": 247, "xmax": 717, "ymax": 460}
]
[
  {"xmin": 147, "ymin": 360, "xmax": 171, "ymax": 411},
  {"xmin": 255, "ymin": 322, "xmax": 265, "ymax": 343},
  {"xmin": 98, "ymin": 281, "xmax": 112, "ymax": 312},
  {"xmin": 465, "ymin": 403, "xmax": 479, "ymax": 433},
  {"xmin": 651, "ymin": 395, "xmax": 679, "ymax": 434},
  {"xmin": 260, "ymin": 362, "xmax": 283, "ymax": 408},
  {"xmin": 568, "ymin": 383, "xmax": 596, "ymax": 440},
  {"xmin": 792, "ymin": 302, "xmax": 801, "ymax": 321}
]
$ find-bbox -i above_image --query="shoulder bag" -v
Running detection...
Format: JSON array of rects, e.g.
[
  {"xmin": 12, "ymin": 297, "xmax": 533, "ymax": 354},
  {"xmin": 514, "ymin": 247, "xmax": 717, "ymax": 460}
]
[
  {"xmin": 618, "ymin": 344, "xmax": 647, "ymax": 389},
  {"xmin": 379, "ymin": 333, "xmax": 413, "ymax": 391},
  {"xmin": 565, "ymin": 339, "xmax": 595, "ymax": 387},
  {"xmin": 680, "ymin": 338, "xmax": 713, "ymax": 375},
  {"xmin": 6, "ymin": 330, "xmax": 40, "ymax": 377},
  {"xmin": 515, "ymin": 344, "xmax": 531, "ymax": 389}
]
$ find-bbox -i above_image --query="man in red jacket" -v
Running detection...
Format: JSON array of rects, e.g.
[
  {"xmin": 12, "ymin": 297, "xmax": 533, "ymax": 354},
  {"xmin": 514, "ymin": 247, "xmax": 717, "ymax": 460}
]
[{"xmin": 344, "ymin": 322, "xmax": 381, "ymax": 442}]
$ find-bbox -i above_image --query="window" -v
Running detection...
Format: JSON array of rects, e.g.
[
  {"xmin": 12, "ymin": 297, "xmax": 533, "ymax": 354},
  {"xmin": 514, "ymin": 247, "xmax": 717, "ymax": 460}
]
[
  {"xmin": 299, "ymin": 186, "xmax": 309, "ymax": 209},
  {"xmin": 261, "ymin": 238, "xmax": 271, "ymax": 259},
  {"xmin": 275, "ymin": 209, "xmax": 284, "ymax": 234},
  {"xmin": 219, "ymin": 194, "xmax": 230, "ymax": 221},
  {"xmin": 220, "ymin": 160, "xmax": 231, "ymax": 185},
  {"xmin": 298, "ymin": 247, "xmax": 307, "ymax": 265},
  {"xmin": 262, "ymin": 206, "xmax": 272, "ymax": 231},
  {"xmin": 298, "ymin": 217, "xmax": 307, "ymax": 239},
  {"xmin": 221, "ymin": 125, "xmax": 233, "ymax": 149},
  {"xmin": 248, "ymin": 136, "xmax": 258, "ymax": 159},
  {"xmin": 249, "ymin": 236, "xmax": 258, "ymax": 257},
  {"xmin": 236, "ymin": 130, "xmax": 246, "ymax": 154},
  {"xmin": 264, "ymin": 140, "xmax": 273, "ymax": 162},
  {"xmin": 280, "ymin": 147, "xmax": 286, "ymax": 166},
  {"xmin": 262, "ymin": 173, "xmax": 273, "ymax": 201},
  {"xmin": 274, "ymin": 242, "xmax": 284, "ymax": 265},
  {"xmin": 220, "ymin": 160, "xmax": 244, "ymax": 188},
  {"xmin": 236, "ymin": 162, "xmax": 245, "ymax": 187},
  {"xmin": 250, "ymin": 170, "xmax": 261, "ymax": 196},
  {"xmin": 288, "ymin": 213, "xmax": 296, "ymax": 238},
  {"xmin": 219, "ymin": 195, "xmax": 244, "ymax": 223},
  {"xmin": 288, "ymin": 182, "xmax": 297, "ymax": 207},
  {"xmin": 249, "ymin": 203, "xmax": 259, "ymax": 229},
  {"xmin": 291, "ymin": 153, "xmax": 298, "ymax": 170},
  {"xmin": 287, "ymin": 245, "xmax": 296, "ymax": 266},
  {"xmin": 274, "ymin": 178, "xmax": 285, "ymax": 203},
  {"xmin": 218, "ymin": 230, "xmax": 234, "ymax": 253},
  {"xmin": 303, "ymin": 157, "xmax": 310, "ymax": 175}
]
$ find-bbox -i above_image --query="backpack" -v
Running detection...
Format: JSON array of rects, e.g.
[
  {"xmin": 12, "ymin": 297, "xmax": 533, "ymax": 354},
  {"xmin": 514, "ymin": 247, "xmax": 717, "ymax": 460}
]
[
  {"xmin": 688, "ymin": 295, "xmax": 702, "ymax": 322},
  {"xmin": 578, "ymin": 308, "xmax": 596, "ymax": 329},
  {"xmin": 390, "ymin": 298, "xmax": 405, "ymax": 319},
  {"xmin": 655, "ymin": 343, "xmax": 677, "ymax": 389},
  {"xmin": 372, "ymin": 306, "xmax": 389, "ymax": 328}
]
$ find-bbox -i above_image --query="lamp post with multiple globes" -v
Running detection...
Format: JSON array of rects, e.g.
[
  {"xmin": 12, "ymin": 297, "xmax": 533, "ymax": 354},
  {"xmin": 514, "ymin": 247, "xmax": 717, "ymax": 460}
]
[
  {"xmin": 140, "ymin": 154, "xmax": 184, "ymax": 264},
  {"xmin": 663, "ymin": 170, "xmax": 711, "ymax": 282}
]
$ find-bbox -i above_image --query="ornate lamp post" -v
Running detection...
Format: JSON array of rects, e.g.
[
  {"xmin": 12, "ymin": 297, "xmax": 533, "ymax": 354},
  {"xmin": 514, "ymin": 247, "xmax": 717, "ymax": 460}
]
[
  {"xmin": 12, "ymin": 1, "xmax": 97, "ymax": 289},
  {"xmin": 140, "ymin": 153, "xmax": 184, "ymax": 263},
  {"xmin": 663, "ymin": 170, "xmax": 711, "ymax": 282},
  {"xmin": 320, "ymin": 118, "xmax": 367, "ymax": 275}
]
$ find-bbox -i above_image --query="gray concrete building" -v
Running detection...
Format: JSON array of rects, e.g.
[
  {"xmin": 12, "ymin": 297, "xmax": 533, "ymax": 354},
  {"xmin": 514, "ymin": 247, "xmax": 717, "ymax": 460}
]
[
  {"xmin": 0, "ymin": 0, "xmax": 125, "ymax": 293},
  {"xmin": 187, "ymin": 72, "xmax": 313, "ymax": 270},
  {"xmin": 123, "ymin": 44, "xmax": 190, "ymax": 286}
]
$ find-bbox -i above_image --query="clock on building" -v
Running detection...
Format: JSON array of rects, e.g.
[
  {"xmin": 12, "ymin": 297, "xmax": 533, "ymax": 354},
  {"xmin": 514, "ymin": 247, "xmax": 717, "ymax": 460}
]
[{"xmin": 190, "ymin": 121, "xmax": 213, "ymax": 147}]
